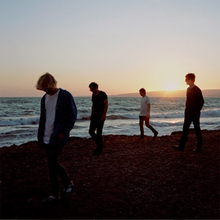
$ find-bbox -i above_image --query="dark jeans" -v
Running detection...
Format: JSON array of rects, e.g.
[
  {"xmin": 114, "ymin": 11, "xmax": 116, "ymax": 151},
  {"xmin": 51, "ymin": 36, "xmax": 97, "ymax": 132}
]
[
  {"xmin": 179, "ymin": 111, "xmax": 202, "ymax": 150},
  {"xmin": 89, "ymin": 118, "xmax": 104, "ymax": 151},
  {"xmin": 44, "ymin": 142, "xmax": 71, "ymax": 196},
  {"xmin": 139, "ymin": 116, "xmax": 158, "ymax": 137}
]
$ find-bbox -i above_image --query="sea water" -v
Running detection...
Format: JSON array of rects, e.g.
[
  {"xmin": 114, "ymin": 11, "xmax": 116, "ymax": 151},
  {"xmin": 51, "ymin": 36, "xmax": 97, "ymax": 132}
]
[{"xmin": 0, "ymin": 96, "xmax": 219, "ymax": 147}]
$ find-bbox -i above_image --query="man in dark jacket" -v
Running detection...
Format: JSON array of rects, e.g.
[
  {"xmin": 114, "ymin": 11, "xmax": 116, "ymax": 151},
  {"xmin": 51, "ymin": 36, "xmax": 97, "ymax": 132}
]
[
  {"xmin": 173, "ymin": 73, "xmax": 204, "ymax": 152},
  {"xmin": 36, "ymin": 73, "xmax": 77, "ymax": 202}
]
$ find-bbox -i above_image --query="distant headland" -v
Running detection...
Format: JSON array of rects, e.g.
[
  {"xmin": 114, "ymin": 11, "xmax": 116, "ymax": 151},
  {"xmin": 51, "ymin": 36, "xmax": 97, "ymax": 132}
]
[{"xmin": 111, "ymin": 89, "xmax": 220, "ymax": 97}]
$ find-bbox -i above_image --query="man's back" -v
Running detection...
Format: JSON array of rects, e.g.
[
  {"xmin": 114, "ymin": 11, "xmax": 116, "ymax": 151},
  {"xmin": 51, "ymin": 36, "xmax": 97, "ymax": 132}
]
[
  {"xmin": 186, "ymin": 86, "xmax": 204, "ymax": 113},
  {"xmin": 92, "ymin": 91, "xmax": 107, "ymax": 118}
]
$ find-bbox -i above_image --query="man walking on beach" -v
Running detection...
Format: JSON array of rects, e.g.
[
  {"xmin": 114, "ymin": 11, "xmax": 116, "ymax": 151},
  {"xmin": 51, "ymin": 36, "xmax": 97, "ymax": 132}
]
[
  {"xmin": 172, "ymin": 73, "xmax": 204, "ymax": 152},
  {"xmin": 89, "ymin": 82, "xmax": 108, "ymax": 155},
  {"xmin": 139, "ymin": 88, "xmax": 158, "ymax": 139},
  {"xmin": 36, "ymin": 73, "xmax": 77, "ymax": 202}
]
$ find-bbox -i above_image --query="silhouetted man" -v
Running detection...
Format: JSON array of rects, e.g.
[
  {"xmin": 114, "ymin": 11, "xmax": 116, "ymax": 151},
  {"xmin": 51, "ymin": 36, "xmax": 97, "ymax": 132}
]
[
  {"xmin": 36, "ymin": 72, "xmax": 77, "ymax": 202},
  {"xmin": 89, "ymin": 82, "xmax": 108, "ymax": 155},
  {"xmin": 173, "ymin": 73, "xmax": 204, "ymax": 152}
]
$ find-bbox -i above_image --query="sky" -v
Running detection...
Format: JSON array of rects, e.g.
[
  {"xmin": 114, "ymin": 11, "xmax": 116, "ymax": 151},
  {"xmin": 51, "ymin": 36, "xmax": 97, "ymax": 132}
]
[{"xmin": 0, "ymin": 0, "xmax": 219, "ymax": 97}]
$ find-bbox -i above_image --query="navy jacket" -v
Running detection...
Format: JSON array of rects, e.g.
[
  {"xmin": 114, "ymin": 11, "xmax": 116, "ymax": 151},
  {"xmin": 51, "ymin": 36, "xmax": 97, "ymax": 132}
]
[{"xmin": 38, "ymin": 88, "xmax": 77, "ymax": 147}]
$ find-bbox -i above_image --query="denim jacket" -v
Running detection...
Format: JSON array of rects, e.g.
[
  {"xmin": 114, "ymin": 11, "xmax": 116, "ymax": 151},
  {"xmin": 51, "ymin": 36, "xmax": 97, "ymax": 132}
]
[{"xmin": 38, "ymin": 88, "xmax": 77, "ymax": 147}]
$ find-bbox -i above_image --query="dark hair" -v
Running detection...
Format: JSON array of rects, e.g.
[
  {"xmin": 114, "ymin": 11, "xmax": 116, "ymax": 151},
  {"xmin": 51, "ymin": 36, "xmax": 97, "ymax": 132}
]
[
  {"xmin": 185, "ymin": 73, "xmax": 195, "ymax": 81},
  {"xmin": 139, "ymin": 88, "xmax": 146, "ymax": 94},
  {"xmin": 89, "ymin": 82, "xmax": 98, "ymax": 89}
]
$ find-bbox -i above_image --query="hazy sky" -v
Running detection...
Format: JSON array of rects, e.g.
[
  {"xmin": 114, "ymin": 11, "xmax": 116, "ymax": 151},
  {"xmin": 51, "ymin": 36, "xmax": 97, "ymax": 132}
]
[{"xmin": 0, "ymin": 0, "xmax": 219, "ymax": 97}]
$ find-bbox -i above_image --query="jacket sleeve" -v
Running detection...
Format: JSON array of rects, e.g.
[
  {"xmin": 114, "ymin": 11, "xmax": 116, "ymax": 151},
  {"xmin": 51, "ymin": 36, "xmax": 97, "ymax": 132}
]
[
  {"xmin": 62, "ymin": 92, "xmax": 77, "ymax": 134},
  {"xmin": 50, "ymin": 90, "xmax": 77, "ymax": 144},
  {"xmin": 197, "ymin": 89, "xmax": 204, "ymax": 111}
]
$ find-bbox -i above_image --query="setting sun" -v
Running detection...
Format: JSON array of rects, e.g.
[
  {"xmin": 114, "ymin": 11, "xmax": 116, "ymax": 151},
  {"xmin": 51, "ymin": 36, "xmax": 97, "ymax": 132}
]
[{"xmin": 165, "ymin": 82, "xmax": 178, "ymax": 91}]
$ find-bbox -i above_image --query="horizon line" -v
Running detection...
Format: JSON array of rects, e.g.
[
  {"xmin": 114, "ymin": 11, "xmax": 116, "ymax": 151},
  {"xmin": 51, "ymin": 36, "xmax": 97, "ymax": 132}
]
[{"xmin": 0, "ymin": 89, "xmax": 219, "ymax": 98}]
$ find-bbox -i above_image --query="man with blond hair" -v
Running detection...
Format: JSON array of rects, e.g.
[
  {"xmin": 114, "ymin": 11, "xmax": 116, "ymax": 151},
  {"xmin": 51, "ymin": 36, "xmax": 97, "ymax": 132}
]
[{"xmin": 36, "ymin": 72, "xmax": 77, "ymax": 202}]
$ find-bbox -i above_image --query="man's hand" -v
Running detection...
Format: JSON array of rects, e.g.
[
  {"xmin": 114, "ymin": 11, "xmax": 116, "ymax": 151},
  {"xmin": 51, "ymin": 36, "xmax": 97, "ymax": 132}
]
[
  {"xmin": 101, "ymin": 115, "xmax": 106, "ymax": 122},
  {"xmin": 58, "ymin": 133, "xmax": 64, "ymax": 141},
  {"xmin": 39, "ymin": 144, "xmax": 44, "ymax": 150}
]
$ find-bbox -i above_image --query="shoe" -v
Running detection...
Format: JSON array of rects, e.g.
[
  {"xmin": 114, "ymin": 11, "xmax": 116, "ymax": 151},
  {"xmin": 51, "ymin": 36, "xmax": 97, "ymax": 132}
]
[
  {"xmin": 93, "ymin": 148, "xmax": 102, "ymax": 155},
  {"xmin": 43, "ymin": 195, "xmax": 59, "ymax": 203},
  {"xmin": 93, "ymin": 151, "xmax": 102, "ymax": 155},
  {"xmin": 61, "ymin": 182, "xmax": 74, "ymax": 199},
  {"xmin": 153, "ymin": 131, "xmax": 158, "ymax": 139},
  {"xmin": 172, "ymin": 146, "xmax": 184, "ymax": 152},
  {"xmin": 193, "ymin": 148, "xmax": 202, "ymax": 152}
]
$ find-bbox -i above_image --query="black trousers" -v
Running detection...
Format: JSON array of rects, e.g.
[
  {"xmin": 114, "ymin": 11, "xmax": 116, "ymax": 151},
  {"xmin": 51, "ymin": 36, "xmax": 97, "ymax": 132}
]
[
  {"xmin": 139, "ymin": 116, "xmax": 158, "ymax": 137},
  {"xmin": 179, "ymin": 111, "xmax": 202, "ymax": 150},
  {"xmin": 89, "ymin": 118, "xmax": 104, "ymax": 151},
  {"xmin": 44, "ymin": 142, "xmax": 71, "ymax": 196}
]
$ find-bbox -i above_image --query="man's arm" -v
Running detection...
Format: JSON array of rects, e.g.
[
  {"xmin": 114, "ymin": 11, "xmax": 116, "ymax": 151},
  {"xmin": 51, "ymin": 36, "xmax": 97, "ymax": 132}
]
[
  {"xmin": 101, "ymin": 99, "xmax": 108, "ymax": 122},
  {"xmin": 90, "ymin": 104, "xmax": 94, "ymax": 117},
  {"xmin": 147, "ymin": 103, "xmax": 151, "ymax": 118},
  {"xmin": 57, "ymin": 91, "xmax": 77, "ymax": 138},
  {"xmin": 198, "ymin": 90, "xmax": 204, "ymax": 111}
]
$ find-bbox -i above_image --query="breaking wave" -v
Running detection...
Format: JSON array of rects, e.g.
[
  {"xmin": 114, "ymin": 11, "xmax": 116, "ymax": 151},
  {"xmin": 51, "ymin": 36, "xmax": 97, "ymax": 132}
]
[{"xmin": 0, "ymin": 108, "xmax": 219, "ymax": 127}]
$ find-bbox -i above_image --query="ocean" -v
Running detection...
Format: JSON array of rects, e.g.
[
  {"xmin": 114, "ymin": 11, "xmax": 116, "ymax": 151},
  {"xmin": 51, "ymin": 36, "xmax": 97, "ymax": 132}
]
[{"xmin": 0, "ymin": 96, "xmax": 219, "ymax": 147}]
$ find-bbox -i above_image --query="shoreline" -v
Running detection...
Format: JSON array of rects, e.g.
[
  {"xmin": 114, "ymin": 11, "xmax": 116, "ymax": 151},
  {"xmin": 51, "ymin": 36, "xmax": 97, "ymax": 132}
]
[
  {"xmin": 1, "ymin": 128, "xmax": 219, "ymax": 149},
  {"xmin": 1, "ymin": 129, "xmax": 219, "ymax": 219}
]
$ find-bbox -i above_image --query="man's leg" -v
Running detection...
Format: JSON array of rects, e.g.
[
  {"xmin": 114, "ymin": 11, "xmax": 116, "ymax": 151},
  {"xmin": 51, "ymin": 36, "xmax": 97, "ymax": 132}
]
[
  {"xmin": 94, "ymin": 120, "xmax": 104, "ymax": 155},
  {"xmin": 193, "ymin": 113, "xmax": 202, "ymax": 150},
  {"xmin": 145, "ymin": 117, "xmax": 158, "ymax": 138},
  {"xmin": 46, "ymin": 144, "xmax": 63, "ymax": 197},
  {"xmin": 46, "ymin": 142, "xmax": 72, "ymax": 196},
  {"xmin": 89, "ymin": 119, "xmax": 98, "ymax": 143},
  {"xmin": 55, "ymin": 142, "xmax": 72, "ymax": 187},
  {"xmin": 139, "ymin": 116, "xmax": 144, "ymax": 138},
  {"xmin": 89, "ymin": 119, "xmax": 103, "ymax": 155},
  {"xmin": 178, "ymin": 115, "xmax": 192, "ymax": 150}
]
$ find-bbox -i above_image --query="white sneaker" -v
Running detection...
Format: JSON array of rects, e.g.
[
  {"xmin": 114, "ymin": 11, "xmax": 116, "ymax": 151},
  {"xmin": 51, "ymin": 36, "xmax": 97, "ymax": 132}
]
[{"xmin": 61, "ymin": 182, "xmax": 74, "ymax": 199}]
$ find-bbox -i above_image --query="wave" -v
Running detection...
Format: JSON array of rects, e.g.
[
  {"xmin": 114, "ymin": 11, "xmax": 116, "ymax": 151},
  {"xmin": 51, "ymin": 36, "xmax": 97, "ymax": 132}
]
[
  {"xmin": 0, "ymin": 109, "xmax": 219, "ymax": 127},
  {"xmin": 201, "ymin": 108, "xmax": 220, "ymax": 117},
  {"xmin": 152, "ymin": 112, "xmax": 184, "ymax": 119},
  {"xmin": 0, "ymin": 117, "xmax": 39, "ymax": 127},
  {"xmin": 77, "ymin": 114, "xmax": 137, "ymax": 120},
  {"xmin": 77, "ymin": 109, "xmax": 220, "ymax": 120}
]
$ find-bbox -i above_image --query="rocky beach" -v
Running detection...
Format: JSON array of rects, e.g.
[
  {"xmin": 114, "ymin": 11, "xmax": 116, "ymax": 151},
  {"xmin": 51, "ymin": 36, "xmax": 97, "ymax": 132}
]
[{"xmin": 0, "ymin": 130, "xmax": 219, "ymax": 219}]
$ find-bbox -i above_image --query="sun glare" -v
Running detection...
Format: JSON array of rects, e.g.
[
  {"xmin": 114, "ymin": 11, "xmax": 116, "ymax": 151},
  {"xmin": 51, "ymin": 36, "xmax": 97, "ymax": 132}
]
[{"xmin": 166, "ymin": 82, "xmax": 177, "ymax": 91}]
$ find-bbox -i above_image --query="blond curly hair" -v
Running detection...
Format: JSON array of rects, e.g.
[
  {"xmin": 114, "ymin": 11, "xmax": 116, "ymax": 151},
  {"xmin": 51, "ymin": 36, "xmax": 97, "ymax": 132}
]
[{"xmin": 36, "ymin": 72, "xmax": 57, "ymax": 90}]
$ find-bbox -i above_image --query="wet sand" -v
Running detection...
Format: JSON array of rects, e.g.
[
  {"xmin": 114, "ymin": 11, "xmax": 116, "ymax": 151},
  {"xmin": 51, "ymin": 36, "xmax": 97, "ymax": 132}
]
[{"xmin": 0, "ymin": 130, "xmax": 219, "ymax": 219}]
